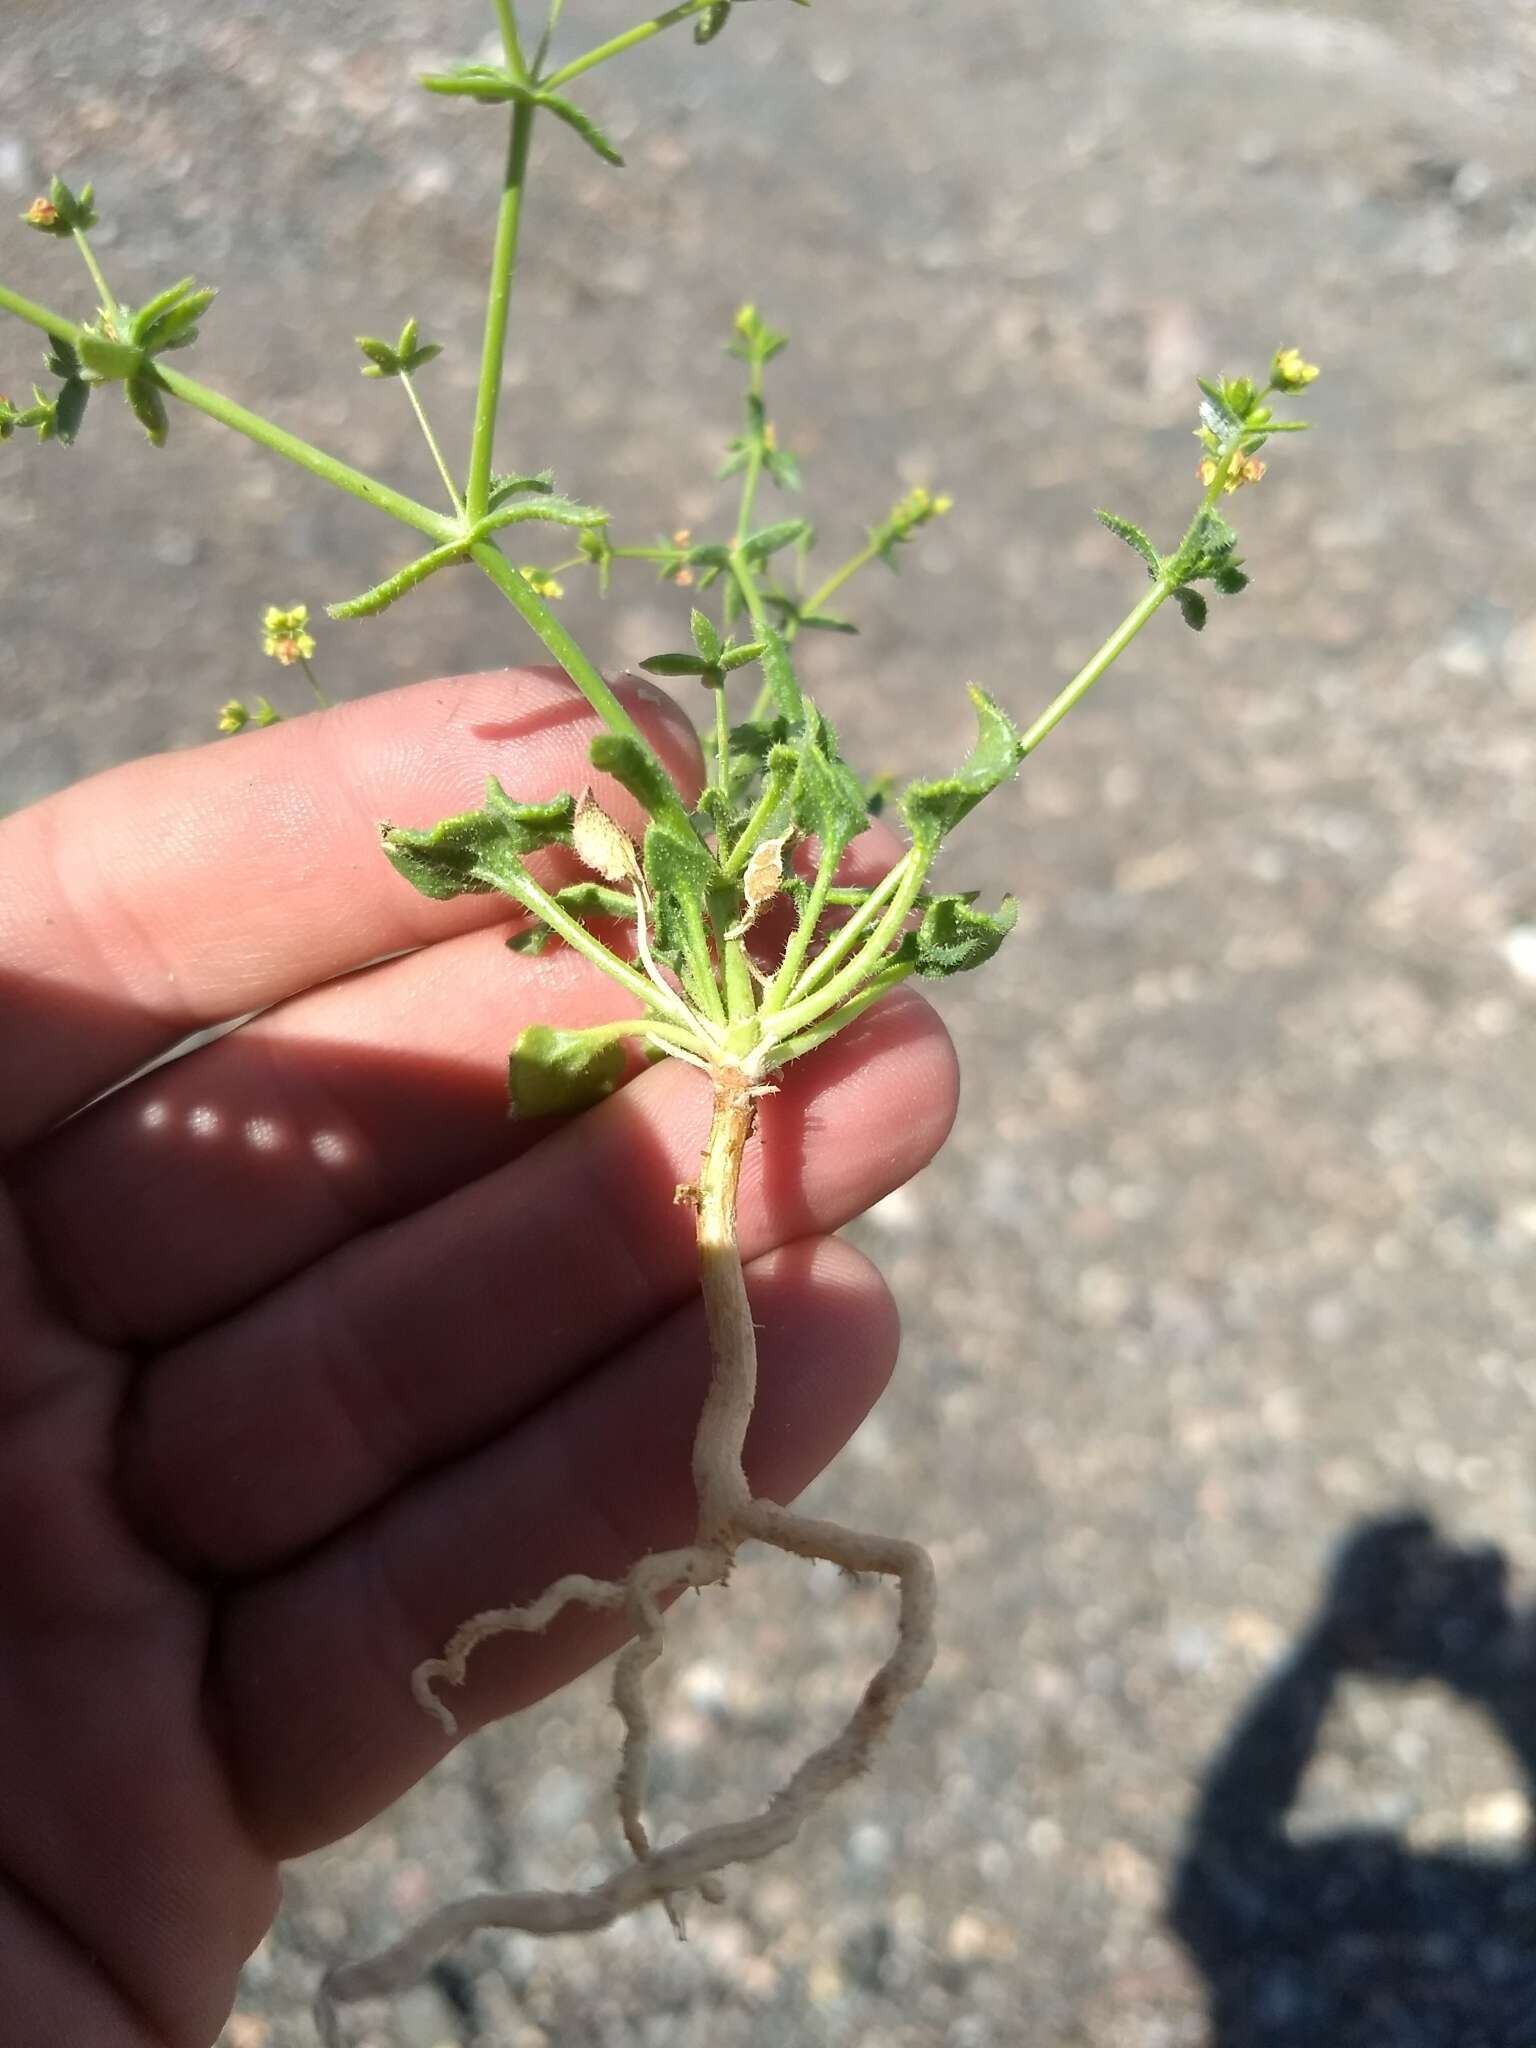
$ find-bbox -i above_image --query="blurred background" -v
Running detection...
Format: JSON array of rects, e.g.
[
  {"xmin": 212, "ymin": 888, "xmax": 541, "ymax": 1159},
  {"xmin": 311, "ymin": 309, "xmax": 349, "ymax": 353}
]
[{"xmin": 5, "ymin": 0, "xmax": 1536, "ymax": 2041}]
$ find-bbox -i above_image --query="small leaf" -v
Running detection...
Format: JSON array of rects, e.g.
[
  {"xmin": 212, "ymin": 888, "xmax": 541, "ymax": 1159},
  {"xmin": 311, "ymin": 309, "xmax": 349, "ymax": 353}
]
[
  {"xmin": 381, "ymin": 781, "xmax": 575, "ymax": 901},
  {"xmin": 718, "ymin": 638, "xmax": 766, "ymax": 672},
  {"xmin": 799, "ymin": 612, "xmax": 858, "ymax": 636},
  {"xmin": 589, "ymin": 732, "xmax": 685, "ymax": 820},
  {"xmin": 1174, "ymin": 587, "xmax": 1208, "ymax": 632},
  {"xmin": 901, "ymin": 687, "xmax": 1024, "ymax": 851},
  {"xmin": 910, "ymin": 893, "xmax": 1019, "ymax": 978},
  {"xmin": 743, "ymin": 518, "xmax": 809, "ymax": 563},
  {"xmin": 419, "ymin": 64, "xmax": 522, "ymax": 102},
  {"xmin": 130, "ymin": 277, "xmax": 197, "ymax": 344},
  {"xmin": 1095, "ymin": 509, "xmax": 1161, "ymax": 578},
  {"xmin": 537, "ymin": 92, "xmax": 625, "ymax": 167},
  {"xmin": 327, "ymin": 541, "xmax": 468, "ymax": 619},
  {"xmin": 690, "ymin": 608, "xmax": 722, "ymax": 666},
  {"xmin": 139, "ymin": 285, "xmax": 215, "ymax": 354},
  {"xmin": 53, "ymin": 374, "xmax": 89, "ymax": 444},
  {"xmin": 643, "ymin": 817, "xmax": 721, "ymax": 990},
  {"xmin": 125, "ymin": 370, "xmax": 169, "ymax": 447},
  {"xmin": 695, "ymin": 1, "xmax": 732, "ymax": 44},
  {"xmin": 1213, "ymin": 563, "xmax": 1249, "ymax": 596},
  {"xmin": 488, "ymin": 469, "xmax": 555, "ymax": 508},
  {"xmin": 78, "ymin": 331, "xmax": 143, "ymax": 382},
  {"xmin": 788, "ymin": 704, "xmax": 869, "ymax": 862},
  {"xmin": 639, "ymin": 651, "xmax": 713, "ymax": 678},
  {"xmin": 509, "ymin": 1024, "xmax": 628, "ymax": 1117}
]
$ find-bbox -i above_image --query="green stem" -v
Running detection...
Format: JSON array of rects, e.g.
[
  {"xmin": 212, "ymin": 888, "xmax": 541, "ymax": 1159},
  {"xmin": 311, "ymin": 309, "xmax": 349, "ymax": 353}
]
[
  {"xmin": 1017, "ymin": 579, "xmax": 1172, "ymax": 760},
  {"xmin": 540, "ymin": 0, "xmax": 710, "ymax": 89},
  {"xmin": 0, "ymin": 286, "xmax": 456, "ymax": 540},
  {"xmin": 470, "ymin": 537, "xmax": 701, "ymax": 843},
  {"xmin": 712, "ymin": 684, "xmax": 731, "ymax": 798},
  {"xmin": 761, "ymin": 840, "xmax": 838, "ymax": 1010},
  {"xmin": 0, "ymin": 281, "xmax": 84, "ymax": 347},
  {"xmin": 496, "ymin": 861, "xmax": 664, "ymax": 1010},
  {"xmin": 773, "ymin": 851, "xmax": 910, "ymax": 1013},
  {"xmin": 1016, "ymin": 417, "xmax": 1258, "ymax": 761},
  {"xmin": 492, "ymin": 0, "xmax": 530, "ymax": 78},
  {"xmin": 467, "ymin": 97, "xmax": 536, "ymax": 523},
  {"xmin": 722, "ymin": 755, "xmax": 793, "ymax": 879},
  {"xmin": 71, "ymin": 229, "xmax": 122, "ymax": 331},
  {"xmin": 400, "ymin": 371, "xmax": 462, "ymax": 515},
  {"xmin": 298, "ymin": 657, "xmax": 330, "ymax": 710},
  {"xmin": 767, "ymin": 853, "xmax": 929, "ymax": 1044},
  {"xmin": 795, "ymin": 536, "xmax": 880, "ymax": 629},
  {"xmin": 733, "ymin": 353, "xmax": 767, "ymax": 546},
  {"xmin": 764, "ymin": 958, "xmax": 916, "ymax": 1068}
]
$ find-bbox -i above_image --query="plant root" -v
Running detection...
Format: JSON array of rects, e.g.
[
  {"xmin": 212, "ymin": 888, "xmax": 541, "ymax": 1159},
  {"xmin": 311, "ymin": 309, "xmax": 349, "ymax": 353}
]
[{"xmin": 316, "ymin": 1071, "xmax": 936, "ymax": 2044}]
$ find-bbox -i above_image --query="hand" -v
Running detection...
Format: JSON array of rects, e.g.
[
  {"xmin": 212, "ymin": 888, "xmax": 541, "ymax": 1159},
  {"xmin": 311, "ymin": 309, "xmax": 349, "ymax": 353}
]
[
  {"xmin": 1317, "ymin": 1513, "xmax": 1511, "ymax": 1683},
  {"xmin": 0, "ymin": 669, "xmax": 956, "ymax": 2047}
]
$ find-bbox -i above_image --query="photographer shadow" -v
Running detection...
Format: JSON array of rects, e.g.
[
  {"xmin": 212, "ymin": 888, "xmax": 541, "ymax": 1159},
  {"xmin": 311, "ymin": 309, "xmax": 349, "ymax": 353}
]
[{"xmin": 1169, "ymin": 1514, "xmax": 1536, "ymax": 2047}]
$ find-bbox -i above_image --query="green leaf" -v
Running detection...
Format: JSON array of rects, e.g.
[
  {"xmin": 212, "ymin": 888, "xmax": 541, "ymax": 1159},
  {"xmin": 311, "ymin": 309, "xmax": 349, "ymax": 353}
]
[
  {"xmin": 900, "ymin": 686, "xmax": 1024, "ymax": 851},
  {"xmin": 1095, "ymin": 509, "xmax": 1160, "ymax": 578},
  {"xmin": 759, "ymin": 629, "xmax": 805, "ymax": 724},
  {"xmin": 910, "ymin": 893, "xmax": 1018, "ymax": 978},
  {"xmin": 1174, "ymin": 587, "xmax": 1208, "ymax": 632},
  {"xmin": 788, "ymin": 704, "xmax": 869, "ymax": 861},
  {"xmin": 479, "ymin": 494, "xmax": 607, "ymax": 533},
  {"xmin": 588, "ymin": 731, "xmax": 682, "ymax": 818},
  {"xmin": 77, "ymin": 331, "xmax": 143, "ymax": 382},
  {"xmin": 53, "ymin": 373, "xmax": 89, "ymax": 444},
  {"xmin": 509, "ymin": 1024, "xmax": 627, "ymax": 1117},
  {"xmin": 138, "ymin": 285, "xmax": 216, "ymax": 355},
  {"xmin": 125, "ymin": 370, "xmax": 169, "ymax": 447},
  {"xmin": 538, "ymin": 93, "xmax": 625, "ymax": 167},
  {"xmin": 717, "ymin": 638, "xmax": 765, "ymax": 672},
  {"xmin": 695, "ymin": 1, "xmax": 732, "ymax": 43},
  {"xmin": 639, "ymin": 651, "xmax": 714, "ymax": 677},
  {"xmin": 327, "ymin": 540, "xmax": 468, "ymax": 619},
  {"xmin": 487, "ymin": 469, "xmax": 555, "ymax": 509},
  {"xmin": 45, "ymin": 337, "xmax": 83, "ymax": 384},
  {"xmin": 743, "ymin": 518, "xmax": 809, "ymax": 563},
  {"xmin": 1212, "ymin": 563, "xmax": 1249, "ymax": 596},
  {"xmin": 643, "ymin": 817, "xmax": 721, "ymax": 992},
  {"xmin": 799, "ymin": 612, "xmax": 858, "ymax": 635},
  {"xmin": 419, "ymin": 64, "xmax": 524, "ymax": 102},
  {"xmin": 765, "ymin": 446, "xmax": 802, "ymax": 491},
  {"xmin": 380, "ymin": 780, "xmax": 575, "ymax": 901},
  {"xmin": 690, "ymin": 608, "xmax": 723, "ymax": 666}
]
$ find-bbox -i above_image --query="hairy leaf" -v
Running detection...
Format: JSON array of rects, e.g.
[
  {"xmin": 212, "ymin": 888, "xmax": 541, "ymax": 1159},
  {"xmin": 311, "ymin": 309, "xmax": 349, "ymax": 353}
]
[
  {"xmin": 1095, "ymin": 508, "xmax": 1160, "ymax": 578},
  {"xmin": 788, "ymin": 705, "xmax": 868, "ymax": 861},
  {"xmin": 381, "ymin": 781, "xmax": 575, "ymax": 901},
  {"xmin": 910, "ymin": 893, "xmax": 1019, "ymax": 978},
  {"xmin": 588, "ymin": 731, "xmax": 683, "ymax": 822},
  {"xmin": 509, "ymin": 1024, "xmax": 627, "ymax": 1117},
  {"xmin": 901, "ymin": 686, "xmax": 1024, "ymax": 850}
]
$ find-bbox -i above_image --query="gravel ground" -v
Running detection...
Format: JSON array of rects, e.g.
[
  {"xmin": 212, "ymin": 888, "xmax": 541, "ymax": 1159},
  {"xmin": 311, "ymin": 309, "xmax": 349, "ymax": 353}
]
[{"xmin": 5, "ymin": 1, "xmax": 1536, "ymax": 2044}]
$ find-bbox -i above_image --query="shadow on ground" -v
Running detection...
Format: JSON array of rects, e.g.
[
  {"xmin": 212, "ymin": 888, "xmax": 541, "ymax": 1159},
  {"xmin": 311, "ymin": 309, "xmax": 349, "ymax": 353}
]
[{"xmin": 1171, "ymin": 1513, "xmax": 1536, "ymax": 2047}]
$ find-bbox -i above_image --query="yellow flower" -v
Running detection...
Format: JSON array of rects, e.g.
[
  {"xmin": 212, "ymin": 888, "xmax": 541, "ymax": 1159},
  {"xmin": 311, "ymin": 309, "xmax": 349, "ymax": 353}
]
[
  {"xmin": 1198, "ymin": 453, "xmax": 1266, "ymax": 494},
  {"xmin": 261, "ymin": 602, "xmax": 316, "ymax": 665},
  {"xmin": 23, "ymin": 197, "xmax": 59, "ymax": 230},
  {"xmin": 1271, "ymin": 346, "xmax": 1320, "ymax": 392},
  {"xmin": 218, "ymin": 698, "xmax": 251, "ymax": 734},
  {"xmin": 518, "ymin": 566, "xmax": 564, "ymax": 601}
]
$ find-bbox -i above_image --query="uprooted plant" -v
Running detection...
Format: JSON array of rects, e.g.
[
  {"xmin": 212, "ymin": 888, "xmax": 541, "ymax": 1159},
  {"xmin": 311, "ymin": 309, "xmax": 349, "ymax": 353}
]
[{"xmin": 0, "ymin": 1, "xmax": 1316, "ymax": 2037}]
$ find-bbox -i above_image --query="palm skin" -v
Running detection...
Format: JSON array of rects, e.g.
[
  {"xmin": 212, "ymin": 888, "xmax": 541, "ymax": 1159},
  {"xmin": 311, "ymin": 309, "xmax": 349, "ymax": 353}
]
[{"xmin": 0, "ymin": 667, "xmax": 956, "ymax": 2047}]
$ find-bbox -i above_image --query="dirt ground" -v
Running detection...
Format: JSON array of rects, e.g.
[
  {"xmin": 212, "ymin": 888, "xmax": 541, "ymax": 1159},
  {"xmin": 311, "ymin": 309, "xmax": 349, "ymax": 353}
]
[{"xmin": 5, "ymin": 1, "xmax": 1536, "ymax": 2042}]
